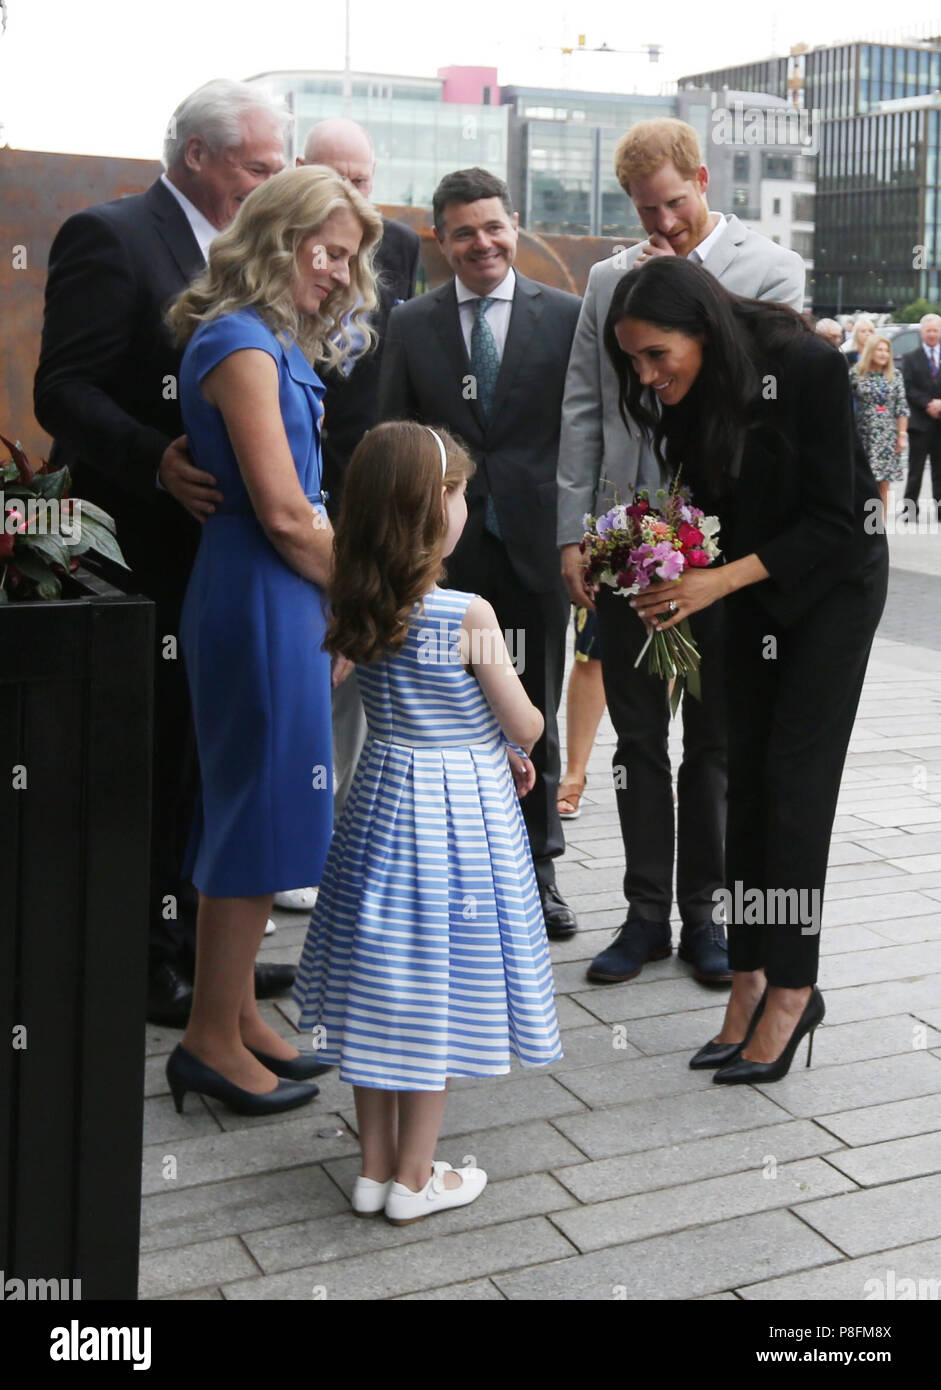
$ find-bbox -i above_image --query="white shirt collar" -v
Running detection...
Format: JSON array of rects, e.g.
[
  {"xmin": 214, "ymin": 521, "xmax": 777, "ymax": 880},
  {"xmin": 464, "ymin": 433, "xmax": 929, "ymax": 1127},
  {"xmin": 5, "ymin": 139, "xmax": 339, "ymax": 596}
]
[
  {"xmin": 688, "ymin": 212, "xmax": 725, "ymax": 266},
  {"xmin": 160, "ymin": 172, "xmax": 217, "ymax": 263},
  {"xmin": 455, "ymin": 267, "xmax": 516, "ymax": 303}
]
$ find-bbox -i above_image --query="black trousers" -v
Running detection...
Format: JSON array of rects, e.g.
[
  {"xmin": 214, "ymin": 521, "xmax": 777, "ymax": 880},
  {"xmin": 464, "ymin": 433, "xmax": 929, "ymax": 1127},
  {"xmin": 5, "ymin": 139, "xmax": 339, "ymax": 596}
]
[
  {"xmin": 445, "ymin": 532, "xmax": 568, "ymax": 887},
  {"xmin": 904, "ymin": 426, "xmax": 941, "ymax": 518},
  {"xmin": 596, "ymin": 590, "xmax": 727, "ymax": 926},
  {"xmin": 723, "ymin": 546, "xmax": 888, "ymax": 987}
]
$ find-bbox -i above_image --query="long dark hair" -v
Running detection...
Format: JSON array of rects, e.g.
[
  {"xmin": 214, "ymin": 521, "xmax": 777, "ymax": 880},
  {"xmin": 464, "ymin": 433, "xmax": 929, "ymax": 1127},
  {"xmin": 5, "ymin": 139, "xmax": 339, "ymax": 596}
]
[
  {"xmin": 602, "ymin": 257, "xmax": 811, "ymax": 495},
  {"xmin": 326, "ymin": 421, "xmax": 475, "ymax": 664}
]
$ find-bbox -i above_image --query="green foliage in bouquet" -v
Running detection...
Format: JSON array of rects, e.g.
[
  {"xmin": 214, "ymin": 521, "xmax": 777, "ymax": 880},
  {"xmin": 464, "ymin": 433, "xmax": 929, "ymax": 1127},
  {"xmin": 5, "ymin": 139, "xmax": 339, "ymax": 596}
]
[{"xmin": 0, "ymin": 434, "xmax": 128, "ymax": 603}]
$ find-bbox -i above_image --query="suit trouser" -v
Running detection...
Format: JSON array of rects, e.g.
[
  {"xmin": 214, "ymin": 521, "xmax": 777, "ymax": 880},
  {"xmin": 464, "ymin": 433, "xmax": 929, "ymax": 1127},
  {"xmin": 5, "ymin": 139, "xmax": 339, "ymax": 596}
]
[
  {"xmin": 445, "ymin": 532, "xmax": 568, "ymax": 887},
  {"xmin": 904, "ymin": 426, "xmax": 941, "ymax": 518},
  {"xmin": 332, "ymin": 668, "xmax": 368, "ymax": 817},
  {"xmin": 596, "ymin": 589, "xmax": 727, "ymax": 926},
  {"xmin": 723, "ymin": 547, "xmax": 888, "ymax": 987}
]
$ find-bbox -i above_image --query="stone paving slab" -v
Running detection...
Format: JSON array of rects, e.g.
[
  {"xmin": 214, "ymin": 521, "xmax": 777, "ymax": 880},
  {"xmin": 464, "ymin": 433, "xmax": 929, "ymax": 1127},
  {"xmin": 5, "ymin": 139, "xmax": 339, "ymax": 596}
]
[
  {"xmin": 736, "ymin": 1236, "xmax": 941, "ymax": 1300},
  {"xmin": 140, "ymin": 1164, "xmax": 348, "ymax": 1253},
  {"xmin": 490, "ymin": 1211, "xmax": 840, "ymax": 1300},
  {"xmin": 241, "ymin": 1173, "xmax": 577, "ymax": 1273},
  {"xmin": 221, "ymin": 1216, "xmax": 576, "ymax": 1300},
  {"xmin": 551, "ymin": 1087, "xmax": 790, "ymax": 1160},
  {"xmin": 797, "ymin": 1173, "xmax": 941, "ymax": 1257},
  {"xmin": 551, "ymin": 1120, "xmax": 843, "ymax": 1204},
  {"xmin": 822, "ymin": 1131, "xmax": 941, "ymax": 1187},
  {"xmin": 139, "ymin": 1235, "xmax": 258, "ymax": 1300},
  {"xmin": 549, "ymin": 1157, "xmax": 856, "ymax": 1254}
]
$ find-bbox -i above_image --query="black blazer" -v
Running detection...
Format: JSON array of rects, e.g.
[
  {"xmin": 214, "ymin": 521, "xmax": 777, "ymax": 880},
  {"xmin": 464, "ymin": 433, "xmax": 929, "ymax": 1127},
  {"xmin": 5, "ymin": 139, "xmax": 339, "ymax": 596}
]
[
  {"xmin": 34, "ymin": 178, "xmax": 203, "ymax": 613},
  {"xmin": 901, "ymin": 346, "xmax": 941, "ymax": 434},
  {"xmin": 378, "ymin": 271, "xmax": 581, "ymax": 593},
  {"xmin": 320, "ymin": 216, "xmax": 420, "ymax": 519},
  {"xmin": 709, "ymin": 334, "xmax": 885, "ymax": 628}
]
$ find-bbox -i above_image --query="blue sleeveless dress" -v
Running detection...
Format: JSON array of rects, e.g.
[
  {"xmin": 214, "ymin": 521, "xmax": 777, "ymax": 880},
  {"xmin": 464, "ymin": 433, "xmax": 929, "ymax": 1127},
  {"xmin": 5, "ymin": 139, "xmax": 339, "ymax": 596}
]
[
  {"xmin": 293, "ymin": 587, "xmax": 563, "ymax": 1091},
  {"xmin": 178, "ymin": 308, "xmax": 333, "ymax": 896}
]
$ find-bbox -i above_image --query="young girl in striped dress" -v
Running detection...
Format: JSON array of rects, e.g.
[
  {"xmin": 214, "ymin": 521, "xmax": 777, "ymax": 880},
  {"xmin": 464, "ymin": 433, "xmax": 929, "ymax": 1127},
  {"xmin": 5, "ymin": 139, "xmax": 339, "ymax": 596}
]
[{"xmin": 293, "ymin": 420, "xmax": 563, "ymax": 1226}]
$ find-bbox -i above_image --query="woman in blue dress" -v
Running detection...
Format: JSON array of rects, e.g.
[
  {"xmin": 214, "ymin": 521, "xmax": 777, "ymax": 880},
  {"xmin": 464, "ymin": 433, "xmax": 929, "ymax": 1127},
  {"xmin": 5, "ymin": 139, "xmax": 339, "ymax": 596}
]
[{"xmin": 164, "ymin": 167, "xmax": 382, "ymax": 1114}]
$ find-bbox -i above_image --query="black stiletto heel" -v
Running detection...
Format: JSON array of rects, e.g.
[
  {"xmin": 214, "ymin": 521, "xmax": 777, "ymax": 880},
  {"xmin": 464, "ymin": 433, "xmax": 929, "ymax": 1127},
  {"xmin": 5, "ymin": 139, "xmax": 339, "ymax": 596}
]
[
  {"xmin": 689, "ymin": 988, "xmax": 768, "ymax": 1070},
  {"xmin": 713, "ymin": 987, "xmax": 825, "ymax": 1085},
  {"xmin": 166, "ymin": 1044, "xmax": 320, "ymax": 1115}
]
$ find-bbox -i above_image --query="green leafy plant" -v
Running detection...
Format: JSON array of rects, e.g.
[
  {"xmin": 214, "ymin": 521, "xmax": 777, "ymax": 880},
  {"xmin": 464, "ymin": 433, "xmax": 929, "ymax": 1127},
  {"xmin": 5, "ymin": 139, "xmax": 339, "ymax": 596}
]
[{"xmin": 0, "ymin": 433, "xmax": 127, "ymax": 602}]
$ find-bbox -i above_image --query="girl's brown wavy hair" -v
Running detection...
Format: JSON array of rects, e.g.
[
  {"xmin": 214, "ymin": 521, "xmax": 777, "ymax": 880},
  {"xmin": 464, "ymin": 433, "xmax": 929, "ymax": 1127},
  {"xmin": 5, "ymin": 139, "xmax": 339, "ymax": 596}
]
[{"xmin": 327, "ymin": 421, "xmax": 475, "ymax": 664}]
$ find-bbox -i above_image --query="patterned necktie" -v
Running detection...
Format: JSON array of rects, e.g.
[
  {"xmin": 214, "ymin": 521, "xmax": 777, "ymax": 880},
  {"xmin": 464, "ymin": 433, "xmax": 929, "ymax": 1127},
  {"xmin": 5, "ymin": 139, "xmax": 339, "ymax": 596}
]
[
  {"xmin": 931, "ymin": 347, "xmax": 939, "ymax": 380},
  {"xmin": 469, "ymin": 296, "xmax": 502, "ymax": 536}
]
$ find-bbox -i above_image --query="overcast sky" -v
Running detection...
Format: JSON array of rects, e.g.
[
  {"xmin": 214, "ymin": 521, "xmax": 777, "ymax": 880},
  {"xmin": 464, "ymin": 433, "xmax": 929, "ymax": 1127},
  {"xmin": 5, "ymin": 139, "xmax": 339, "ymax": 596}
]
[{"xmin": 2, "ymin": 0, "xmax": 940, "ymax": 158}]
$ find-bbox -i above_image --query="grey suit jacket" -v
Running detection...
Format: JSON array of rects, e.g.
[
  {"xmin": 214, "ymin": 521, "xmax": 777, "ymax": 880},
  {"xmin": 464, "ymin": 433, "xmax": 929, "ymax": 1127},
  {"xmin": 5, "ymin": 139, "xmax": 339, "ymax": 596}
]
[{"xmin": 557, "ymin": 214, "xmax": 807, "ymax": 545}]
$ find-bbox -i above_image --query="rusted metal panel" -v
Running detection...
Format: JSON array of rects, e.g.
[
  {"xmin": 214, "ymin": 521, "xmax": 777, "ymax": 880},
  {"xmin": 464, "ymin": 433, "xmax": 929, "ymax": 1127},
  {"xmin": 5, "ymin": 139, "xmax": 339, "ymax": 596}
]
[{"xmin": 2, "ymin": 150, "xmax": 633, "ymax": 461}]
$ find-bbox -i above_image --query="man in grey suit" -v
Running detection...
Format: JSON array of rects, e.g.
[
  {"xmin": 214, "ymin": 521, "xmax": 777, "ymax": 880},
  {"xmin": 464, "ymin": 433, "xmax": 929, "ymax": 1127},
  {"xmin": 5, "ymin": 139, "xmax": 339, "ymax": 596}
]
[
  {"xmin": 558, "ymin": 118, "xmax": 805, "ymax": 986},
  {"xmin": 379, "ymin": 167, "xmax": 583, "ymax": 939}
]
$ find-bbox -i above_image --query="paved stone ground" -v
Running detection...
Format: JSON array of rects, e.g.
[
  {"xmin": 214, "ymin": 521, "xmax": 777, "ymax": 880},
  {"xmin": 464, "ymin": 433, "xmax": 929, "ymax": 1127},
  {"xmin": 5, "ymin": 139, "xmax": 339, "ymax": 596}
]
[{"xmin": 140, "ymin": 492, "xmax": 941, "ymax": 1301}]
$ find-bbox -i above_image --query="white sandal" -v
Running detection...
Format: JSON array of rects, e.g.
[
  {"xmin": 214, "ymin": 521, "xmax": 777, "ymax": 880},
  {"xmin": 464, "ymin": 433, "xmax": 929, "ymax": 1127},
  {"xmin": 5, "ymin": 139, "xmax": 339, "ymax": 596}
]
[
  {"xmin": 384, "ymin": 1160, "xmax": 488, "ymax": 1226},
  {"xmin": 351, "ymin": 1175, "xmax": 394, "ymax": 1217}
]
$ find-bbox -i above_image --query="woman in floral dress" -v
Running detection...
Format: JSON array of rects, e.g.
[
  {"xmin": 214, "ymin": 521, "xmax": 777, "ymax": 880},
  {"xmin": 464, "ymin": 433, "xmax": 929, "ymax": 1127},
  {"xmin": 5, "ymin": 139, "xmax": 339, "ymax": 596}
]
[{"xmin": 850, "ymin": 334, "xmax": 909, "ymax": 519}]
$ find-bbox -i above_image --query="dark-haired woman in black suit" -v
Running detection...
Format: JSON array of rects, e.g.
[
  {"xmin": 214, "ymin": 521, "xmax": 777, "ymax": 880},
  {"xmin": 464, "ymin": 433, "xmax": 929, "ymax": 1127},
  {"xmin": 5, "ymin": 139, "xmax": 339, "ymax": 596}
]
[{"xmin": 603, "ymin": 257, "xmax": 887, "ymax": 1084}]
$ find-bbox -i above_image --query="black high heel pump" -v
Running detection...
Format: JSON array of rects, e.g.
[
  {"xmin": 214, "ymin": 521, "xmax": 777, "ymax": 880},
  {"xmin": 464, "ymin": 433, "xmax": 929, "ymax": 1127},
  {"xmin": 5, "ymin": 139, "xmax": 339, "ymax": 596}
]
[
  {"xmin": 166, "ymin": 1044, "xmax": 320, "ymax": 1115},
  {"xmin": 713, "ymin": 987, "xmax": 825, "ymax": 1085},
  {"xmin": 689, "ymin": 988, "xmax": 768, "ymax": 1070}
]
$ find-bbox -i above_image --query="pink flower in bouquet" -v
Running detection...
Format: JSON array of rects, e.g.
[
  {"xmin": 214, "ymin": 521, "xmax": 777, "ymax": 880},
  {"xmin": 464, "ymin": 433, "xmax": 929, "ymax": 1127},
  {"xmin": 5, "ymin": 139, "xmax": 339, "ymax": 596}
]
[
  {"xmin": 678, "ymin": 521, "xmax": 704, "ymax": 549},
  {"xmin": 653, "ymin": 542, "xmax": 685, "ymax": 582},
  {"xmin": 646, "ymin": 519, "xmax": 672, "ymax": 541},
  {"xmin": 685, "ymin": 547, "xmax": 712, "ymax": 568}
]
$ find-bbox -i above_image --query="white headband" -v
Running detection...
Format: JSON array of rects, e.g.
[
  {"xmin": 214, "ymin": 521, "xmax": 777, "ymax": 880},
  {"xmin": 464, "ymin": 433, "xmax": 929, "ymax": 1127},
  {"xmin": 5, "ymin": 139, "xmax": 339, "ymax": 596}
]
[{"xmin": 426, "ymin": 427, "xmax": 448, "ymax": 477}]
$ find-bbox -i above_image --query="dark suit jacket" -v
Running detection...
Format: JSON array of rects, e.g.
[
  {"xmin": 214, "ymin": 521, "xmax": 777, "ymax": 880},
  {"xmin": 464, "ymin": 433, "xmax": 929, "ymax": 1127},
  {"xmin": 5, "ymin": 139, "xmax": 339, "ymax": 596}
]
[
  {"xmin": 901, "ymin": 346, "xmax": 941, "ymax": 434},
  {"xmin": 378, "ymin": 271, "xmax": 581, "ymax": 593},
  {"xmin": 34, "ymin": 177, "xmax": 203, "ymax": 617},
  {"xmin": 321, "ymin": 216, "xmax": 420, "ymax": 520},
  {"xmin": 709, "ymin": 334, "xmax": 884, "ymax": 628}
]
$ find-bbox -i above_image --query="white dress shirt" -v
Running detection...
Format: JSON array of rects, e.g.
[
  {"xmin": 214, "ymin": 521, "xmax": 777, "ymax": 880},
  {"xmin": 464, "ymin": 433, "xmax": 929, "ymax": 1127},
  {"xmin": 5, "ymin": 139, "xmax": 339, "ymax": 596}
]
[
  {"xmin": 456, "ymin": 268, "xmax": 516, "ymax": 360},
  {"xmin": 160, "ymin": 172, "xmax": 217, "ymax": 263},
  {"xmin": 687, "ymin": 212, "xmax": 725, "ymax": 266}
]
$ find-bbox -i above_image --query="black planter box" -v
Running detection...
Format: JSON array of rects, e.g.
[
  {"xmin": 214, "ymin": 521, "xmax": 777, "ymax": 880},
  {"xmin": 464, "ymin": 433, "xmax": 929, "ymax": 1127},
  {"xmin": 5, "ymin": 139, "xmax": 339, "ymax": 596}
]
[{"xmin": 0, "ymin": 566, "xmax": 154, "ymax": 1300}]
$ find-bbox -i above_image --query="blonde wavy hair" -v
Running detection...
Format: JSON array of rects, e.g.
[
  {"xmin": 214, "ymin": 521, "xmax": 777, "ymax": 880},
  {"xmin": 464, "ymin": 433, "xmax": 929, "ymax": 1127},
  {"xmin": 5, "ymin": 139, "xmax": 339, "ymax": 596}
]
[
  {"xmin": 167, "ymin": 165, "xmax": 383, "ymax": 371},
  {"xmin": 857, "ymin": 333, "xmax": 896, "ymax": 380}
]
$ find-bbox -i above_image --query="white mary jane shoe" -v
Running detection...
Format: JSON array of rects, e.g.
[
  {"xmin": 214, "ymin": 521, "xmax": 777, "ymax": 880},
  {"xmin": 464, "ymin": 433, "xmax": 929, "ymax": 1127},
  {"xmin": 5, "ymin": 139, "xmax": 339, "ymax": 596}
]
[
  {"xmin": 384, "ymin": 1160, "xmax": 488, "ymax": 1226},
  {"xmin": 263, "ymin": 918, "xmax": 277, "ymax": 935},
  {"xmin": 351, "ymin": 1175, "xmax": 394, "ymax": 1217},
  {"xmin": 273, "ymin": 887, "xmax": 318, "ymax": 911}
]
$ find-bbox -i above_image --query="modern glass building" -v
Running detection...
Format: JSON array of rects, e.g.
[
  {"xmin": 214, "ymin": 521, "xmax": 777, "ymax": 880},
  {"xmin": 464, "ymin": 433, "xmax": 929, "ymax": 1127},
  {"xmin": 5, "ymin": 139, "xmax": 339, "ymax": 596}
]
[
  {"xmin": 500, "ymin": 87, "xmax": 674, "ymax": 237},
  {"xmin": 680, "ymin": 37, "xmax": 941, "ymax": 311},
  {"xmin": 245, "ymin": 69, "xmax": 508, "ymax": 208}
]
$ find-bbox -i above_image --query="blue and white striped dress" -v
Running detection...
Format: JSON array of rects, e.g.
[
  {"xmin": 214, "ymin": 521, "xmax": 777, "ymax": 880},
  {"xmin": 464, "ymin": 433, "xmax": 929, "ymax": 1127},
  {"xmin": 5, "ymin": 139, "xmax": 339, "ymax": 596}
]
[{"xmin": 292, "ymin": 587, "xmax": 563, "ymax": 1091}]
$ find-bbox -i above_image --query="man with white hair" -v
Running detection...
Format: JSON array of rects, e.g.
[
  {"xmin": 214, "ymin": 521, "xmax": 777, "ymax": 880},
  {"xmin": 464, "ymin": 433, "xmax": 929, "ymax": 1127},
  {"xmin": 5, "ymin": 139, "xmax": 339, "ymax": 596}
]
[
  {"xmin": 35, "ymin": 79, "xmax": 296, "ymax": 1027},
  {"xmin": 901, "ymin": 314, "xmax": 941, "ymax": 520},
  {"xmin": 298, "ymin": 118, "xmax": 420, "ymax": 811},
  {"xmin": 814, "ymin": 318, "xmax": 844, "ymax": 350}
]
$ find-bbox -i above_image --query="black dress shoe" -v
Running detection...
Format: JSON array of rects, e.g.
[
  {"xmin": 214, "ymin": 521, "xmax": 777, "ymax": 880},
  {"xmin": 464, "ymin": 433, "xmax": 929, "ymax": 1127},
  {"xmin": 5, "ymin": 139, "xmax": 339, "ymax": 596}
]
[
  {"xmin": 247, "ymin": 1046, "xmax": 333, "ymax": 1080},
  {"xmin": 713, "ymin": 987, "xmax": 825, "ymax": 1085},
  {"xmin": 166, "ymin": 1044, "xmax": 320, "ymax": 1115},
  {"xmin": 677, "ymin": 920, "xmax": 733, "ymax": 985},
  {"xmin": 586, "ymin": 918, "xmax": 672, "ymax": 983},
  {"xmin": 146, "ymin": 962, "xmax": 193, "ymax": 1028},
  {"xmin": 540, "ymin": 882, "xmax": 578, "ymax": 939},
  {"xmin": 253, "ymin": 963, "xmax": 296, "ymax": 999},
  {"xmin": 689, "ymin": 988, "xmax": 767, "ymax": 1069}
]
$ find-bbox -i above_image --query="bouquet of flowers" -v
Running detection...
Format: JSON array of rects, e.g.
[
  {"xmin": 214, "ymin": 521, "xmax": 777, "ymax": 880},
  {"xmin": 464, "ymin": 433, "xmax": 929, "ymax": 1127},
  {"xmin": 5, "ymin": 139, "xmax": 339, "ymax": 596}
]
[{"xmin": 580, "ymin": 481, "xmax": 721, "ymax": 715}]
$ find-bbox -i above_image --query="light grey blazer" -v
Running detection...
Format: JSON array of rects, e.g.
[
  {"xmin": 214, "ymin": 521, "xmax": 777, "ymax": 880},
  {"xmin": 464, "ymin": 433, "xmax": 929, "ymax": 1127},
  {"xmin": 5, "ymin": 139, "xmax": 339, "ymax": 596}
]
[{"xmin": 557, "ymin": 214, "xmax": 807, "ymax": 545}]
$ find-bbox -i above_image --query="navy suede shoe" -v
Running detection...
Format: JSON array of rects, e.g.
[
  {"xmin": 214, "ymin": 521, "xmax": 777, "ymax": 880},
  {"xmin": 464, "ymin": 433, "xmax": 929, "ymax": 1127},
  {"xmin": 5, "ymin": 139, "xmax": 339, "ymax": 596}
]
[
  {"xmin": 677, "ymin": 920, "xmax": 733, "ymax": 985},
  {"xmin": 586, "ymin": 919, "xmax": 672, "ymax": 983}
]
